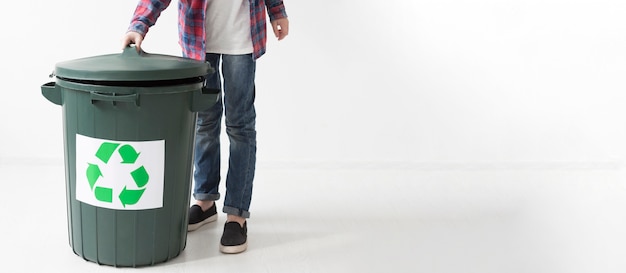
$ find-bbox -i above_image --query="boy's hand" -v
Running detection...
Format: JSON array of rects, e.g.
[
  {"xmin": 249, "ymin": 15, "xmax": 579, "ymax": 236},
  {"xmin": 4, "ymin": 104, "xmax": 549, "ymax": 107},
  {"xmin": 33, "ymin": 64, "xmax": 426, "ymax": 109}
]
[
  {"xmin": 121, "ymin": 31, "xmax": 144, "ymax": 52},
  {"xmin": 271, "ymin": 18, "xmax": 289, "ymax": 41}
]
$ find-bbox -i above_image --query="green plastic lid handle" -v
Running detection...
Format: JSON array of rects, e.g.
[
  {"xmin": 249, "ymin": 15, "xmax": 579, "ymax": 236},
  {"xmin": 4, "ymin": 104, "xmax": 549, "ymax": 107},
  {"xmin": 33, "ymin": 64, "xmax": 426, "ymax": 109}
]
[{"xmin": 122, "ymin": 45, "xmax": 144, "ymax": 58}]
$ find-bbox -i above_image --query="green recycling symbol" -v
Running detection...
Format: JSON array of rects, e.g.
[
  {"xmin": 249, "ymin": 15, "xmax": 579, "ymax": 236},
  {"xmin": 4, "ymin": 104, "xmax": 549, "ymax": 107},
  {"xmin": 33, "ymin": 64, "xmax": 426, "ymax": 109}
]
[{"xmin": 85, "ymin": 142, "xmax": 150, "ymax": 207}]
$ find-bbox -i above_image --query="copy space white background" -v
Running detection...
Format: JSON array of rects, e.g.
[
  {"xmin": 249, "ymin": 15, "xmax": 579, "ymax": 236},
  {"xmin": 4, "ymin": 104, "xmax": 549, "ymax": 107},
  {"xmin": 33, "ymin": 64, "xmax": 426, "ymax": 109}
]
[
  {"xmin": 1, "ymin": 0, "xmax": 626, "ymax": 168},
  {"xmin": 2, "ymin": 2, "xmax": 626, "ymax": 272}
]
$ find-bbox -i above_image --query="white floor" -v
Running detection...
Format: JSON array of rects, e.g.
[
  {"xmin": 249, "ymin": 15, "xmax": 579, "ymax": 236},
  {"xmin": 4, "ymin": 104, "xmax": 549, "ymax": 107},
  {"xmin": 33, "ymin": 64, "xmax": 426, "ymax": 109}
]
[{"xmin": 2, "ymin": 159, "xmax": 626, "ymax": 273}]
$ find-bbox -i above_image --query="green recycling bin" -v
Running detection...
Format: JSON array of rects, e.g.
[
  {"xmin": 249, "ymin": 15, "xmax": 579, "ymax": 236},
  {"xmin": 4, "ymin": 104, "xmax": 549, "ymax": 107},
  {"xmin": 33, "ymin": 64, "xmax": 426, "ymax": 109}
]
[{"xmin": 41, "ymin": 47, "xmax": 218, "ymax": 267}]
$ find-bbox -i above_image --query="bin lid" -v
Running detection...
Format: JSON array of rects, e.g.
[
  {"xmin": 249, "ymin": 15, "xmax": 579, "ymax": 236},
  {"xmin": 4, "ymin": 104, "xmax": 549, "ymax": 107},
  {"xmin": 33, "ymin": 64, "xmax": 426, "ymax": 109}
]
[{"xmin": 54, "ymin": 46, "xmax": 209, "ymax": 82}]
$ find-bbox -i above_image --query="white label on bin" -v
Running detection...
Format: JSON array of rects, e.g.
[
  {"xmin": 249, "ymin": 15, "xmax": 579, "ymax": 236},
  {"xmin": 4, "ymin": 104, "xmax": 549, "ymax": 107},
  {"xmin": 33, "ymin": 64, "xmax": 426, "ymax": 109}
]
[{"xmin": 75, "ymin": 134, "xmax": 165, "ymax": 210}]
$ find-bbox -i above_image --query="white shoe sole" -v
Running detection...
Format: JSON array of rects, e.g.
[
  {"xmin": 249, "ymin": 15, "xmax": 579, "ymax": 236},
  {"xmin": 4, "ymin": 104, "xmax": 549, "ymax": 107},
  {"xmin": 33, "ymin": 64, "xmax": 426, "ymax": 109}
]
[
  {"xmin": 220, "ymin": 241, "xmax": 248, "ymax": 254},
  {"xmin": 187, "ymin": 214, "xmax": 218, "ymax": 232}
]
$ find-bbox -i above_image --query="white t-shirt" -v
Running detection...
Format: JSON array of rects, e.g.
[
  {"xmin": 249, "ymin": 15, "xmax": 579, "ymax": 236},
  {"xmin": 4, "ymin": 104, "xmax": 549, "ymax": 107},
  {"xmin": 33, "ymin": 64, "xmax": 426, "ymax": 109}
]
[{"xmin": 205, "ymin": 0, "xmax": 253, "ymax": 54}]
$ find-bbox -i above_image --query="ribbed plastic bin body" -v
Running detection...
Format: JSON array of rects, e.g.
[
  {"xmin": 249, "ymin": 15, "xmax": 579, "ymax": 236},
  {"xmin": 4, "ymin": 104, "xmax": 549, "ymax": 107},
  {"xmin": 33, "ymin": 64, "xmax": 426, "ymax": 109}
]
[{"xmin": 41, "ymin": 47, "xmax": 218, "ymax": 267}]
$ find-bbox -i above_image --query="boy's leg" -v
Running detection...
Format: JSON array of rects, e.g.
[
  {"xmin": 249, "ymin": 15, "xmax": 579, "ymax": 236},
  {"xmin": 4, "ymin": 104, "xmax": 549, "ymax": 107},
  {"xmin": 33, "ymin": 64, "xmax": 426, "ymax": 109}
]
[
  {"xmin": 189, "ymin": 53, "xmax": 223, "ymax": 231},
  {"xmin": 221, "ymin": 53, "xmax": 256, "ymax": 221},
  {"xmin": 219, "ymin": 53, "xmax": 256, "ymax": 254}
]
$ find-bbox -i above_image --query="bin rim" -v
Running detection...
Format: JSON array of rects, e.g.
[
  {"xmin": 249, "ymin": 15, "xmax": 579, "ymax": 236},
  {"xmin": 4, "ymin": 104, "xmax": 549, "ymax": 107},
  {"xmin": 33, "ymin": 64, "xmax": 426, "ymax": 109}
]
[{"xmin": 54, "ymin": 77, "xmax": 206, "ymax": 95}]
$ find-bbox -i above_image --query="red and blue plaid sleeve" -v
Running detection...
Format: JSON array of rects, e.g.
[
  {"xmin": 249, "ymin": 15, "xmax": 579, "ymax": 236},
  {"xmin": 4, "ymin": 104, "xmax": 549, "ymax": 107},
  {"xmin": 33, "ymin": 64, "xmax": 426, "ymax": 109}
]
[
  {"xmin": 250, "ymin": 0, "xmax": 287, "ymax": 59},
  {"xmin": 265, "ymin": 0, "xmax": 288, "ymax": 21},
  {"xmin": 127, "ymin": 0, "xmax": 172, "ymax": 36},
  {"xmin": 178, "ymin": 0, "xmax": 207, "ymax": 60}
]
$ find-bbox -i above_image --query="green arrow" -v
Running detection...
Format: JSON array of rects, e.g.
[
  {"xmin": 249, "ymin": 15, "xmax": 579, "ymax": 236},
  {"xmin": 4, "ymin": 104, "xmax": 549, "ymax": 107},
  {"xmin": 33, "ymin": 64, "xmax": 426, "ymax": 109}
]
[
  {"xmin": 86, "ymin": 163, "xmax": 102, "ymax": 190},
  {"xmin": 96, "ymin": 142, "xmax": 120, "ymax": 163},
  {"xmin": 119, "ymin": 145, "xmax": 140, "ymax": 164},
  {"xmin": 95, "ymin": 186, "xmax": 113, "ymax": 203},
  {"xmin": 130, "ymin": 166, "xmax": 149, "ymax": 188},
  {"xmin": 119, "ymin": 187, "xmax": 145, "ymax": 207}
]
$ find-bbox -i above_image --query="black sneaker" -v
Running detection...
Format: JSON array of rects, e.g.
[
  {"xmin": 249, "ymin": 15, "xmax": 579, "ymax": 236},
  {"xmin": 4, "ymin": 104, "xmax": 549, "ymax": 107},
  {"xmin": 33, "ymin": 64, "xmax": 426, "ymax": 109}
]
[
  {"xmin": 220, "ymin": 221, "xmax": 248, "ymax": 254},
  {"xmin": 187, "ymin": 203, "xmax": 217, "ymax": 231}
]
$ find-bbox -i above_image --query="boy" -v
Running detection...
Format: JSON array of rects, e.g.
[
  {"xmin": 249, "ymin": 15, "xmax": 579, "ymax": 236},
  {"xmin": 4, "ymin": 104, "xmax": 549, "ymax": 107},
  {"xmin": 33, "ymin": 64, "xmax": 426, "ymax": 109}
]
[{"xmin": 121, "ymin": 0, "xmax": 289, "ymax": 254}]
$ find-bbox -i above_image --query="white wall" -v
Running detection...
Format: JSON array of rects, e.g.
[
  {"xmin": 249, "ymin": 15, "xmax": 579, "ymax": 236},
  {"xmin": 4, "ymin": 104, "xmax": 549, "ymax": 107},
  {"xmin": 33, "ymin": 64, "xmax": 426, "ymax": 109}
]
[{"xmin": 2, "ymin": 0, "xmax": 626, "ymax": 168}]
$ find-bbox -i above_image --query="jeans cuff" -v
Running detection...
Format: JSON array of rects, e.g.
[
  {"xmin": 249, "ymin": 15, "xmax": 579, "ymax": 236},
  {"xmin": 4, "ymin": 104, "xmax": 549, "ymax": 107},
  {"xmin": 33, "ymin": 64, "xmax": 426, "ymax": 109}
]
[
  {"xmin": 223, "ymin": 206, "xmax": 250, "ymax": 218},
  {"xmin": 193, "ymin": 193, "xmax": 220, "ymax": 201}
]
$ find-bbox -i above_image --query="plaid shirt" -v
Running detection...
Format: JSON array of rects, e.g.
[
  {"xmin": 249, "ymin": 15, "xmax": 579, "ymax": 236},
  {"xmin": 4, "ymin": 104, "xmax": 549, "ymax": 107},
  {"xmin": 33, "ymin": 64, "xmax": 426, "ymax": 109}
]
[{"xmin": 128, "ymin": 0, "xmax": 287, "ymax": 60}]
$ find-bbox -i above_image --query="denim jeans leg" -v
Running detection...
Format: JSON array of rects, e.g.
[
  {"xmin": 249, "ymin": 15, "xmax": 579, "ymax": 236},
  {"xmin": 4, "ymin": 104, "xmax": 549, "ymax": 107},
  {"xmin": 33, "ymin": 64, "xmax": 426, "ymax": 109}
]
[
  {"xmin": 193, "ymin": 53, "xmax": 223, "ymax": 202},
  {"xmin": 221, "ymin": 54, "xmax": 256, "ymax": 218}
]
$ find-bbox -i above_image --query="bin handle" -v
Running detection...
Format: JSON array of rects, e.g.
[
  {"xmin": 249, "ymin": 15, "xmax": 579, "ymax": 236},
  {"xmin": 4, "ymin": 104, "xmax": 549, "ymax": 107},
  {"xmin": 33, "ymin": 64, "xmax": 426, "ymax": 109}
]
[
  {"xmin": 42, "ymin": 82, "xmax": 62, "ymax": 105},
  {"xmin": 191, "ymin": 87, "xmax": 220, "ymax": 112},
  {"xmin": 91, "ymin": 92, "xmax": 139, "ymax": 106}
]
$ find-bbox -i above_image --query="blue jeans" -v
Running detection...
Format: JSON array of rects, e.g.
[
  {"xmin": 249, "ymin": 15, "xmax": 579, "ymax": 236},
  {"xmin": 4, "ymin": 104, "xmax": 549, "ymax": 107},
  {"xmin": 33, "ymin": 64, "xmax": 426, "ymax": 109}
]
[{"xmin": 193, "ymin": 53, "xmax": 256, "ymax": 218}]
